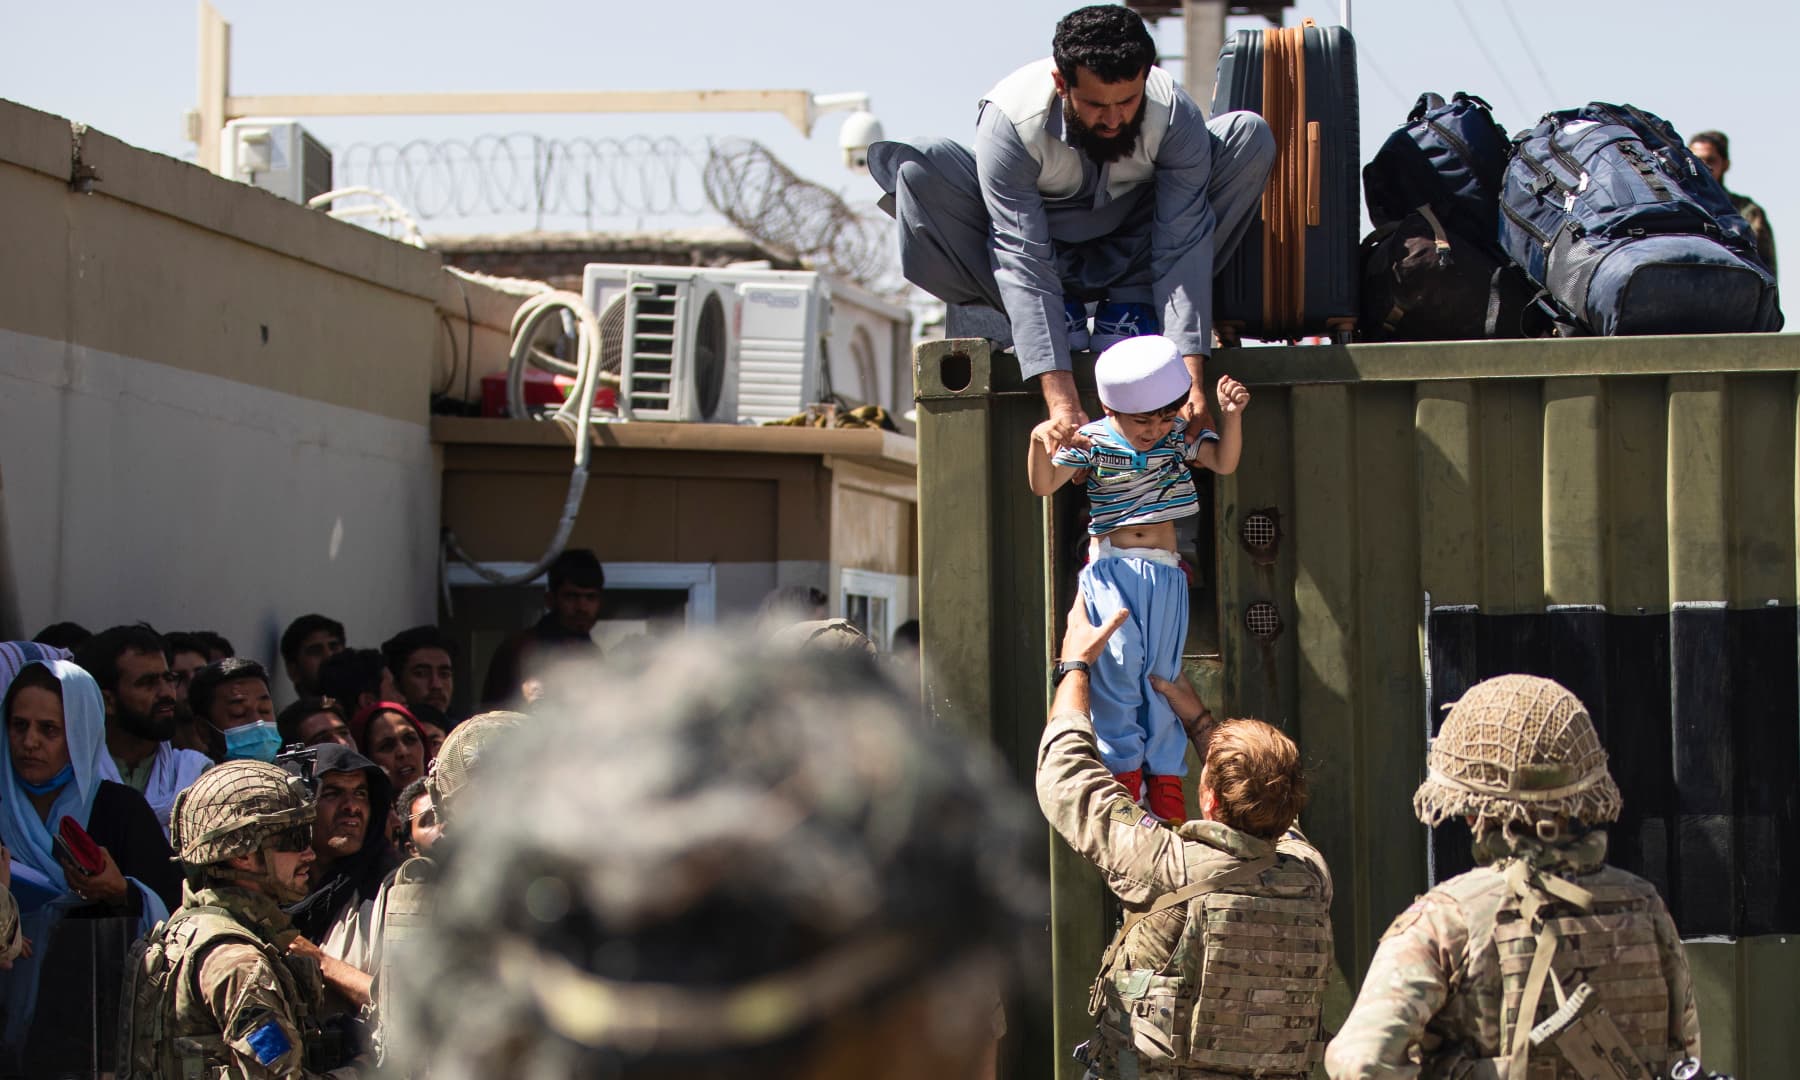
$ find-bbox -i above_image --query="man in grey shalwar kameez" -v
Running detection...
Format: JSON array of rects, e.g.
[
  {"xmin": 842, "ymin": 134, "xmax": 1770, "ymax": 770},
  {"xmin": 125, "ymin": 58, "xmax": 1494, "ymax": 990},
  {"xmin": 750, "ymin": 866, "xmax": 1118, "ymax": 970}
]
[{"xmin": 869, "ymin": 4, "xmax": 1274, "ymax": 448}]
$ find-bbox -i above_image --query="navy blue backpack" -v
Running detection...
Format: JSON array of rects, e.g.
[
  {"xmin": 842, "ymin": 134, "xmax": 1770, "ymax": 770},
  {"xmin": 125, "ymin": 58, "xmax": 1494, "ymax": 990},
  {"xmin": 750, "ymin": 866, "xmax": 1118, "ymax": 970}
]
[
  {"xmin": 1365, "ymin": 91, "xmax": 1512, "ymax": 247},
  {"xmin": 1361, "ymin": 92, "xmax": 1539, "ymax": 340},
  {"xmin": 1500, "ymin": 102, "xmax": 1782, "ymax": 335}
]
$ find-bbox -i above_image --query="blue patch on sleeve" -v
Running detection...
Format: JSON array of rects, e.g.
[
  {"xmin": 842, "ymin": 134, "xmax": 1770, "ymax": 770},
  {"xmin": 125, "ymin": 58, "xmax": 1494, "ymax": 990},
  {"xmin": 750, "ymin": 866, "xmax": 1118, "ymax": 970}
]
[{"xmin": 246, "ymin": 1019, "xmax": 292, "ymax": 1066}]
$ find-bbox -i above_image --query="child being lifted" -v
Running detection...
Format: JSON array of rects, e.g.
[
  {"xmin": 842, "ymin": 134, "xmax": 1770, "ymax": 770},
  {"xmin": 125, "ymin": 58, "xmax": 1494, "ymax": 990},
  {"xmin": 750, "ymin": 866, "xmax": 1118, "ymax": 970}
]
[{"xmin": 1026, "ymin": 335, "xmax": 1249, "ymax": 822}]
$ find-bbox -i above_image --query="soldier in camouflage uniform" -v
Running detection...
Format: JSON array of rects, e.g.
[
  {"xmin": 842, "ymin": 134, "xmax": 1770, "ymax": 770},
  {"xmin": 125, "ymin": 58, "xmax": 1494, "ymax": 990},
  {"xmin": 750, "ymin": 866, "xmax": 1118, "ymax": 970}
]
[
  {"xmin": 118, "ymin": 760, "xmax": 364, "ymax": 1079},
  {"xmin": 1325, "ymin": 675, "xmax": 1701, "ymax": 1079},
  {"xmin": 1041, "ymin": 599, "xmax": 1333, "ymax": 1079}
]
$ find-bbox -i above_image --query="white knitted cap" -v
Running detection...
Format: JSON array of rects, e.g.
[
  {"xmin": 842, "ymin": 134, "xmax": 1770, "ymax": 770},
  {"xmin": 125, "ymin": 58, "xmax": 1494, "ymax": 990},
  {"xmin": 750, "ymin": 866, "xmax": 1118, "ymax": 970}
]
[{"xmin": 1094, "ymin": 335, "xmax": 1190, "ymax": 414}]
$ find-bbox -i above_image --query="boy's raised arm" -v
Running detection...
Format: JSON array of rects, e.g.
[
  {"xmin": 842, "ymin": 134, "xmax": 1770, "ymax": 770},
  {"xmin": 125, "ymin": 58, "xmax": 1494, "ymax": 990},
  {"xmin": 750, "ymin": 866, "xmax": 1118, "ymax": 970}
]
[
  {"xmin": 1028, "ymin": 419, "xmax": 1086, "ymax": 496},
  {"xmin": 1193, "ymin": 375, "xmax": 1249, "ymax": 476}
]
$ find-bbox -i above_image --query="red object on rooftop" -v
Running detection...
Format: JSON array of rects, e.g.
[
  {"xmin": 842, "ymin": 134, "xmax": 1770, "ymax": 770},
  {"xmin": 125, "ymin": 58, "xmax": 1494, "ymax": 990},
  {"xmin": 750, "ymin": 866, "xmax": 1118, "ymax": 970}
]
[{"xmin": 480, "ymin": 370, "xmax": 616, "ymax": 418}]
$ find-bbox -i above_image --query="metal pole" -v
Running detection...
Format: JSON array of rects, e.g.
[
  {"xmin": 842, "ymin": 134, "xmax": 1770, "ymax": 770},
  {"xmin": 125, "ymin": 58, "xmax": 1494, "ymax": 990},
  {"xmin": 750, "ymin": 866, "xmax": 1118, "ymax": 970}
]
[
  {"xmin": 1341, "ymin": 0, "xmax": 1352, "ymax": 30},
  {"xmin": 196, "ymin": 0, "xmax": 229, "ymax": 173}
]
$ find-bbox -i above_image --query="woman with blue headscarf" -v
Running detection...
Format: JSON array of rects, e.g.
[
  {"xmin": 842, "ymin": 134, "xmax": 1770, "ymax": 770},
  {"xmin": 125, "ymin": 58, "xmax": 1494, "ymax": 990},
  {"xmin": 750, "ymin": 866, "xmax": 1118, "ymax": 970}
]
[{"xmin": 0, "ymin": 659, "xmax": 179, "ymax": 1073}]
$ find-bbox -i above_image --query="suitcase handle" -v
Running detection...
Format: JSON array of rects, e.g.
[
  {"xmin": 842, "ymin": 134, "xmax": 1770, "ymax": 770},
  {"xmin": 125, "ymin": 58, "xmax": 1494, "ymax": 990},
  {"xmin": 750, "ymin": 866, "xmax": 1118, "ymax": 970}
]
[{"xmin": 1306, "ymin": 121, "xmax": 1321, "ymax": 226}]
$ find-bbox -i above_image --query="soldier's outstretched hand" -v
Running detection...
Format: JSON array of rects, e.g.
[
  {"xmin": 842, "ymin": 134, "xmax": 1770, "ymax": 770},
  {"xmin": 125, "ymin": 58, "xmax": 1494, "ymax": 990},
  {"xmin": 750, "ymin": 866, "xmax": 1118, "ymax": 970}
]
[
  {"xmin": 1216, "ymin": 375, "xmax": 1250, "ymax": 416},
  {"xmin": 1060, "ymin": 595, "xmax": 1129, "ymax": 665}
]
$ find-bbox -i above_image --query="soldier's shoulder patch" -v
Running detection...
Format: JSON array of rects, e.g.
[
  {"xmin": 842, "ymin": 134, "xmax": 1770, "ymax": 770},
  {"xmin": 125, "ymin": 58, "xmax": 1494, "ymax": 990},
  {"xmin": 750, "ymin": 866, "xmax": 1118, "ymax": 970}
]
[
  {"xmin": 1380, "ymin": 896, "xmax": 1432, "ymax": 941},
  {"xmin": 1108, "ymin": 798, "xmax": 1148, "ymax": 828},
  {"xmin": 245, "ymin": 1018, "xmax": 292, "ymax": 1066}
]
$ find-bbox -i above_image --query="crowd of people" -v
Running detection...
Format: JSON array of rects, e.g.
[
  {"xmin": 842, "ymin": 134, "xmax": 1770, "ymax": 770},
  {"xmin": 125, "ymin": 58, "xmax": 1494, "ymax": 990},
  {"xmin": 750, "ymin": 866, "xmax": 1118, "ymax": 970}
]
[
  {"xmin": 0, "ymin": 547, "xmax": 630, "ymax": 1075},
  {"xmin": 0, "ymin": 545, "xmax": 942, "ymax": 1078}
]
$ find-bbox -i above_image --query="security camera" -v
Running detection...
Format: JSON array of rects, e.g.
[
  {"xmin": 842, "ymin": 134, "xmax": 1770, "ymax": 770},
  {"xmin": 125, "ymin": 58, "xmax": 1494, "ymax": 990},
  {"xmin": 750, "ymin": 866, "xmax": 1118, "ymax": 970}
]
[{"xmin": 839, "ymin": 110, "xmax": 884, "ymax": 172}]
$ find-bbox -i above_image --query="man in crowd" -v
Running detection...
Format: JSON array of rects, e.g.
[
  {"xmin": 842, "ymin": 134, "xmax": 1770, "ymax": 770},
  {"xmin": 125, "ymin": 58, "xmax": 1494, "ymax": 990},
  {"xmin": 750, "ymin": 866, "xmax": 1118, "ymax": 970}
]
[
  {"xmin": 74, "ymin": 624, "xmax": 211, "ymax": 834},
  {"xmin": 121, "ymin": 760, "xmax": 363, "ymax": 1077},
  {"xmin": 284, "ymin": 746, "xmax": 395, "ymax": 1014},
  {"xmin": 165, "ymin": 632, "xmax": 211, "ymax": 698},
  {"xmin": 164, "ymin": 631, "xmax": 217, "ymax": 755},
  {"xmin": 867, "ymin": 4, "xmax": 1275, "ymax": 447},
  {"xmin": 380, "ymin": 627, "xmax": 456, "ymax": 718},
  {"xmin": 190, "ymin": 658, "xmax": 280, "ymax": 763},
  {"xmin": 277, "ymin": 698, "xmax": 356, "ymax": 750},
  {"xmin": 480, "ymin": 548, "xmax": 605, "ymax": 705},
  {"xmin": 383, "ymin": 635, "xmax": 1038, "ymax": 1078},
  {"xmin": 1689, "ymin": 130, "xmax": 1777, "ymax": 277},
  {"xmin": 392, "ymin": 778, "xmax": 440, "ymax": 860},
  {"xmin": 281, "ymin": 615, "xmax": 346, "ymax": 700},
  {"xmin": 317, "ymin": 649, "xmax": 397, "ymax": 718},
  {"xmin": 1041, "ymin": 598, "xmax": 1331, "ymax": 1078},
  {"xmin": 1326, "ymin": 675, "xmax": 1700, "ymax": 1078}
]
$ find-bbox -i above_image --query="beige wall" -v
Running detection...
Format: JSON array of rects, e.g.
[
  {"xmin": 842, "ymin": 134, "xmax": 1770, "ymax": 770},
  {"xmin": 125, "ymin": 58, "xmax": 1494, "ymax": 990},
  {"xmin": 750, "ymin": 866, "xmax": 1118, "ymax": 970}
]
[{"xmin": 0, "ymin": 100, "xmax": 520, "ymax": 693}]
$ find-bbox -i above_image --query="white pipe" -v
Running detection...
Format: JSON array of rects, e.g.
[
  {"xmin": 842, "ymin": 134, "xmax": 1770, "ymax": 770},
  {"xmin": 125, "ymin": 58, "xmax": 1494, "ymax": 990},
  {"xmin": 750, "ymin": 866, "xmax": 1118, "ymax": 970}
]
[{"xmin": 442, "ymin": 289, "xmax": 607, "ymax": 587}]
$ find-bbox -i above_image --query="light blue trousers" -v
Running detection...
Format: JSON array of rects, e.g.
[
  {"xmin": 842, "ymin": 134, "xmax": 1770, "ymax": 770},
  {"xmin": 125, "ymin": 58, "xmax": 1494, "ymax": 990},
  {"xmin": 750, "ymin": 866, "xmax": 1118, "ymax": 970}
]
[{"xmin": 1080, "ymin": 550, "xmax": 1190, "ymax": 777}]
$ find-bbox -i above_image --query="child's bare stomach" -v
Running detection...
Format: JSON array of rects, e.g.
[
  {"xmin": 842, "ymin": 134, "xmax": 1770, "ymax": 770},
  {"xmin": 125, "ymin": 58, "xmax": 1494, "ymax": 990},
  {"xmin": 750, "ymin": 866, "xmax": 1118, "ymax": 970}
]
[{"xmin": 1090, "ymin": 520, "xmax": 1178, "ymax": 560}]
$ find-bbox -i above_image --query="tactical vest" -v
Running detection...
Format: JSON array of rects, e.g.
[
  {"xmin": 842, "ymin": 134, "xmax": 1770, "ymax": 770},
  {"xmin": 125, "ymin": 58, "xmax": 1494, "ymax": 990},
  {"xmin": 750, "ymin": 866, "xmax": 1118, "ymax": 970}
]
[
  {"xmin": 371, "ymin": 856, "xmax": 435, "ymax": 1066},
  {"xmin": 1488, "ymin": 868, "xmax": 1676, "ymax": 1079},
  {"xmin": 980, "ymin": 58, "xmax": 1174, "ymax": 203},
  {"xmin": 1087, "ymin": 842, "xmax": 1331, "ymax": 1078},
  {"xmin": 118, "ymin": 903, "xmax": 327, "ymax": 1079}
]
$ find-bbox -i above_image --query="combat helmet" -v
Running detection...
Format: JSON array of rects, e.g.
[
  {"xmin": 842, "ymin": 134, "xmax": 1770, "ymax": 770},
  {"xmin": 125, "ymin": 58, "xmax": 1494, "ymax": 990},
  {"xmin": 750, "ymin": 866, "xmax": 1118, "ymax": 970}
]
[
  {"xmin": 425, "ymin": 710, "xmax": 523, "ymax": 822},
  {"xmin": 1414, "ymin": 674, "xmax": 1622, "ymax": 830},
  {"xmin": 170, "ymin": 759, "xmax": 315, "ymax": 870}
]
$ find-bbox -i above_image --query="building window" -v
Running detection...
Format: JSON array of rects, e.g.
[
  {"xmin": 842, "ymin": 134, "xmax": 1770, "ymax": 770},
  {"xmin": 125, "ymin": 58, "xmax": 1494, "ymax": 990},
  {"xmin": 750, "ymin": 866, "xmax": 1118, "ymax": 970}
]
[{"xmin": 838, "ymin": 568, "xmax": 909, "ymax": 651}]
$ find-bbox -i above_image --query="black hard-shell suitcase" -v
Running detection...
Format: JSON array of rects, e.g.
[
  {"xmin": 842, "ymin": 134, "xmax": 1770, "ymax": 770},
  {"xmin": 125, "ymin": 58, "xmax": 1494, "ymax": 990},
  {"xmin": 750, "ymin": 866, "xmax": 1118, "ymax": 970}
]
[{"xmin": 1211, "ymin": 18, "xmax": 1360, "ymax": 343}]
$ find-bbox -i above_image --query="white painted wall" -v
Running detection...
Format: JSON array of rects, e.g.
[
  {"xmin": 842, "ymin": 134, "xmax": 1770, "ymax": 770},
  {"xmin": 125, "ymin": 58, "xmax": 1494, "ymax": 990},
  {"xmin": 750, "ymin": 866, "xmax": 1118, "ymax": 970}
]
[{"xmin": 0, "ymin": 327, "xmax": 439, "ymax": 694}]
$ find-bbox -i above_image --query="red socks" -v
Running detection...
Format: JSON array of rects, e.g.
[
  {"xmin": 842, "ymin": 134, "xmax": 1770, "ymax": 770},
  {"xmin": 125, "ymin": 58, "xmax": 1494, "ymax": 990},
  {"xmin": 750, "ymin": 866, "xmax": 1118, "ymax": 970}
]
[
  {"xmin": 1147, "ymin": 774, "xmax": 1185, "ymax": 822},
  {"xmin": 1112, "ymin": 769, "xmax": 1143, "ymax": 801},
  {"xmin": 1114, "ymin": 771, "xmax": 1185, "ymax": 822}
]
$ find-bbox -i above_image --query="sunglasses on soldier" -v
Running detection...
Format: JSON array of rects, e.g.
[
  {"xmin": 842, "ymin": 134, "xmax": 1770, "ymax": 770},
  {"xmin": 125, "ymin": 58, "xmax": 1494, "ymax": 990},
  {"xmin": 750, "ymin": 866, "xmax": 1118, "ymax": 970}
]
[{"xmin": 265, "ymin": 825, "xmax": 313, "ymax": 853}]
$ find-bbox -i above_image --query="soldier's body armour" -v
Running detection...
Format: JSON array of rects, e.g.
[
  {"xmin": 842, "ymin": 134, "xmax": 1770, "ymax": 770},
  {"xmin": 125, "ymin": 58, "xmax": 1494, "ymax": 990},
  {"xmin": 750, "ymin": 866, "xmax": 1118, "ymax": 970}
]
[
  {"xmin": 1458, "ymin": 865, "xmax": 1677, "ymax": 1079},
  {"xmin": 1089, "ymin": 827, "xmax": 1332, "ymax": 1079},
  {"xmin": 119, "ymin": 902, "xmax": 325, "ymax": 1079},
  {"xmin": 371, "ymin": 855, "xmax": 436, "ymax": 1065}
]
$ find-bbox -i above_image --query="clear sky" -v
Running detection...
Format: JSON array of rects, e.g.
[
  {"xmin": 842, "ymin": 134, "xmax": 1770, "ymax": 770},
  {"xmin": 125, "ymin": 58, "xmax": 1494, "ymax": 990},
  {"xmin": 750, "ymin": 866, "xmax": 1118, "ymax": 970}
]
[{"xmin": 3, "ymin": 0, "xmax": 1792, "ymax": 288}]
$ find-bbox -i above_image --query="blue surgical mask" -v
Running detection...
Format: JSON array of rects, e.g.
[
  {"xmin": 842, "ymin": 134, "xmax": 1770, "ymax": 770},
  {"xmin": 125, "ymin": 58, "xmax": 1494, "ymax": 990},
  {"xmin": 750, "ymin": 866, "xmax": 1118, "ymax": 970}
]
[
  {"xmin": 17, "ymin": 763, "xmax": 74, "ymax": 796},
  {"xmin": 223, "ymin": 720, "xmax": 284, "ymax": 763}
]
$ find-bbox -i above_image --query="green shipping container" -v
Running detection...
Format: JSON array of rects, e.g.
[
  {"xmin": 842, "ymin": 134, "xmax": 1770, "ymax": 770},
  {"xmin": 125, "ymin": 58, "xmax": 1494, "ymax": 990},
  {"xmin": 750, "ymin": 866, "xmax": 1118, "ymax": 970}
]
[{"xmin": 915, "ymin": 333, "xmax": 1800, "ymax": 1080}]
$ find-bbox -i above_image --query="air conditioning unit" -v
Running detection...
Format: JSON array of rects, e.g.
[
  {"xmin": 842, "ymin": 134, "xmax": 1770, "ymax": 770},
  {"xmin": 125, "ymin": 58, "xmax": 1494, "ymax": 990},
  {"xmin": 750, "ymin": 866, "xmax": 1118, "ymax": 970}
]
[
  {"xmin": 582, "ymin": 266, "xmax": 742, "ymax": 422},
  {"xmin": 586, "ymin": 264, "xmax": 830, "ymax": 424},
  {"xmin": 221, "ymin": 119, "xmax": 333, "ymax": 205}
]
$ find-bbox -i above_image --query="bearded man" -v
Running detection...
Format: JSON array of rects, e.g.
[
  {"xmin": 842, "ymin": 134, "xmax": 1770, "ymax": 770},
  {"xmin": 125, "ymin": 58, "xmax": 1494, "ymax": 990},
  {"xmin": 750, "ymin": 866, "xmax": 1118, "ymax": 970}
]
[
  {"xmin": 75, "ymin": 624, "xmax": 212, "ymax": 836},
  {"xmin": 869, "ymin": 4, "xmax": 1274, "ymax": 447}
]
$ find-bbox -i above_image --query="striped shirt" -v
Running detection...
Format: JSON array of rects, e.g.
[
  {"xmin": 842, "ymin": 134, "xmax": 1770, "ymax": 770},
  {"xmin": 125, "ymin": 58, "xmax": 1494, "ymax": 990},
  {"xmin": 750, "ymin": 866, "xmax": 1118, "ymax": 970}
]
[{"xmin": 1053, "ymin": 417, "xmax": 1219, "ymax": 535}]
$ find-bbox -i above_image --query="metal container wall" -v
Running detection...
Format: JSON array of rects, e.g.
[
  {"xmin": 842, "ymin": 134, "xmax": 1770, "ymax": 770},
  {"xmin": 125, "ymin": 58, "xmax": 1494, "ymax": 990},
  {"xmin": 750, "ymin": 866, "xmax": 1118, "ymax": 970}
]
[{"xmin": 915, "ymin": 333, "xmax": 1800, "ymax": 1079}]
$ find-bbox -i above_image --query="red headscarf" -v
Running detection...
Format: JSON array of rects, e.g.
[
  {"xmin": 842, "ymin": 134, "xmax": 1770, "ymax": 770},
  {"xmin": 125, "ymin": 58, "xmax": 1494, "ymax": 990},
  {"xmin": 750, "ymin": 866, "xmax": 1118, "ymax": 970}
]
[{"xmin": 350, "ymin": 700, "xmax": 426, "ymax": 753}]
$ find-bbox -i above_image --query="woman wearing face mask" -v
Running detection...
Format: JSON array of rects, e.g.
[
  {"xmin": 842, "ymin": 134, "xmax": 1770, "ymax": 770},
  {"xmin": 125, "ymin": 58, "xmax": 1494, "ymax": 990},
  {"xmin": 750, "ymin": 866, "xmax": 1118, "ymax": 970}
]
[
  {"xmin": 0, "ymin": 660, "xmax": 178, "ymax": 1073},
  {"xmin": 186, "ymin": 658, "xmax": 282, "ymax": 762}
]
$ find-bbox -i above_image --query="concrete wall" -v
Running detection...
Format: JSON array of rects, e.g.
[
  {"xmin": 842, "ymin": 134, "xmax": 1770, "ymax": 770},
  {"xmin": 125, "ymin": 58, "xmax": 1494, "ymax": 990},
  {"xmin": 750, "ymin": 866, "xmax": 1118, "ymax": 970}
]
[{"xmin": 0, "ymin": 100, "xmax": 519, "ymax": 694}]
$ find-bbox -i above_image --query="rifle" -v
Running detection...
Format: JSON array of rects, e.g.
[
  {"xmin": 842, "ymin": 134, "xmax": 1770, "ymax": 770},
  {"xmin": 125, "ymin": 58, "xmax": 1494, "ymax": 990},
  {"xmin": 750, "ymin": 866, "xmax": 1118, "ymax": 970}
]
[{"xmin": 274, "ymin": 744, "xmax": 321, "ymax": 796}]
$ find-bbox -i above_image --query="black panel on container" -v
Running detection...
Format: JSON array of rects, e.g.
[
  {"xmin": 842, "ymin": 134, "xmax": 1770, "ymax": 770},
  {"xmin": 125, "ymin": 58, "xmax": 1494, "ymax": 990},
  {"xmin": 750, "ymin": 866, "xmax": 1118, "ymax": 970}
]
[{"xmin": 1421, "ymin": 605, "xmax": 1797, "ymax": 937}]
